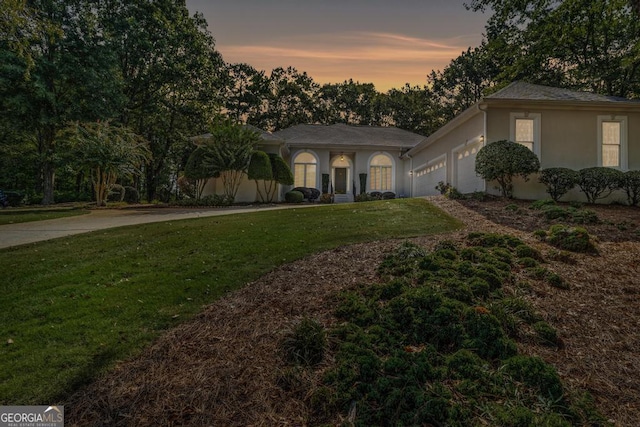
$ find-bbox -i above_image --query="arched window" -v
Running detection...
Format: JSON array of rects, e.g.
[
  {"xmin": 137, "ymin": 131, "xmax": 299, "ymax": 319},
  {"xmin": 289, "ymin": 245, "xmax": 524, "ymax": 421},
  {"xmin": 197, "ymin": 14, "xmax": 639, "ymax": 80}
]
[
  {"xmin": 293, "ymin": 152, "xmax": 317, "ymax": 188},
  {"xmin": 369, "ymin": 153, "xmax": 393, "ymax": 191}
]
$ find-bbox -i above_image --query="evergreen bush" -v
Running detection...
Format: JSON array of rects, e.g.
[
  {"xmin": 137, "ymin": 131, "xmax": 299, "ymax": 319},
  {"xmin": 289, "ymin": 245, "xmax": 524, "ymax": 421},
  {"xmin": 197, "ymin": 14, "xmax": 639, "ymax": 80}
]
[
  {"xmin": 539, "ymin": 168, "xmax": 578, "ymax": 202},
  {"xmin": 475, "ymin": 140, "xmax": 540, "ymax": 198}
]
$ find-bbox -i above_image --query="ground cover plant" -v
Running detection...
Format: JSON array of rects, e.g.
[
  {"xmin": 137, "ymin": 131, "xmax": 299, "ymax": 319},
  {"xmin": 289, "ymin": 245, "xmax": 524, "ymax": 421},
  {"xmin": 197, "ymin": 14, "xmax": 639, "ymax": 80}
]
[
  {"xmin": 459, "ymin": 196, "xmax": 640, "ymax": 243},
  {"xmin": 0, "ymin": 198, "xmax": 461, "ymax": 404},
  {"xmin": 300, "ymin": 236, "xmax": 605, "ymax": 425},
  {"xmin": 0, "ymin": 207, "xmax": 90, "ymax": 225}
]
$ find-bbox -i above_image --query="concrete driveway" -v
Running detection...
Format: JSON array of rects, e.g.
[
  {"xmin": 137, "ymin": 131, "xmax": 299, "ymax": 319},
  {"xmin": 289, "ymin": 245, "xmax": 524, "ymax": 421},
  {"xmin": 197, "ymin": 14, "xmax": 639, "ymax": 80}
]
[{"xmin": 0, "ymin": 204, "xmax": 319, "ymax": 249}]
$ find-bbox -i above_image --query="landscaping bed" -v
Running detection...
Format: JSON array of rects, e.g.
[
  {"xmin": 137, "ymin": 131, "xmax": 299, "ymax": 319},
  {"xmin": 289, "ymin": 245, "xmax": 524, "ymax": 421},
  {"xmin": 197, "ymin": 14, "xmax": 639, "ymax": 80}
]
[
  {"xmin": 64, "ymin": 196, "xmax": 640, "ymax": 426},
  {"xmin": 458, "ymin": 195, "xmax": 640, "ymax": 243}
]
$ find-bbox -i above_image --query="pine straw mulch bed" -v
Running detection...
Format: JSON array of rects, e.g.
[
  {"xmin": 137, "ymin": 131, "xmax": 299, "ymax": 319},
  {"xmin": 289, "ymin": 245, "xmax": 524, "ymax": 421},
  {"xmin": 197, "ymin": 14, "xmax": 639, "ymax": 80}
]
[{"xmin": 66, "ymin": 197, "xmax": 640, "ymax": 426}]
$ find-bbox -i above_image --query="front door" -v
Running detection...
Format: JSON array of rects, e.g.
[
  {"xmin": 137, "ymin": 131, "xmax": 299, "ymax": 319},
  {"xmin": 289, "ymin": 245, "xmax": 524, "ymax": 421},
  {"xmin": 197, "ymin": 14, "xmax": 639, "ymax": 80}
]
[{"xmin": 334, "ymin": 168, "xmax": 347, "ymax": 194}]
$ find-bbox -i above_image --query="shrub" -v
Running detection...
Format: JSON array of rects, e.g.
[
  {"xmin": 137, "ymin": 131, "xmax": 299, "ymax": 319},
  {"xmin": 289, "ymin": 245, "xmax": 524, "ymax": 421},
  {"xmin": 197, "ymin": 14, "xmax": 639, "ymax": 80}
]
[
  {"xmin": 358, "ymin": 173, "xmax": 367, "ymax": 195},
  {"xmin": 529, "ymin": 199, "xmax": 555, "ymax": 210},
  {"xmin": 621, "ymin": 170, "xmax": 640, "ymax": 206},
  {"xmin": 292, "ymin": 187, "xmax": 320, "ymax": 201},
  {"xmin": 534, "ymin": 321, "xmax": 559, "ymax": 346},
  {"xmin": 382, "ymin": 191, "xmax": 396, "ymax": 200},
  {"xmin": 445, "ymin": 186, "xmax": 464, "ymax": 200},
  {"xmin": 546, "ymin": 224, "xmax": 596, "ymax": 253},
  {"xmin": 285, "ymin": 190, "xmax": 304, "ymax": 203},
  {"xmin": 505, "ymin": 203, "xmax": 519, "ymax": 212},
  {"xmin": 539, "ymin": 168, "xmax": 579, "ymax": 202},
  {"xmin": 319, "ymin": 193, "xmax": 333, "ymax": 204},
  {"xmin": 322, "ymin": 173, "xmax": 330, "ymax": 194},
  {"xmin": 518, "ymin": 257, "xmax": 539, "ymax": 268},
  {"xmin": 123, "ymin": 186, "xmax": 140, "ymax": 204},
  {"xmin": 475, "ymin": 140, "xmax": 540, "ymax": 198},
  {"xmin": 282, "ymin": 318, "xmax": 327, "ymax": 366},
  {"xmin": 107, "ymin": 184, "xmax": 125, "ymax": 202},
  {"xmin": 577, "ymin": 167, "xmax": 624, "ymax": 204},
  {"xmin": 355, "ymin": 193, "xmax": 375, "ymax": 202},
  {"xmin": 503, "ymin": 355, "xmax": 565, "ymax": 401},
  {"xmin": 435, "ymin": 181, "xmax": 451, "ymax": 195},
  {"xmin": 514, "ymin": 244, "xmax": 543, "ymax": 261},
  {"xmin": 369, "ymin": 191, "xmax": 382, "ymax": 200}
]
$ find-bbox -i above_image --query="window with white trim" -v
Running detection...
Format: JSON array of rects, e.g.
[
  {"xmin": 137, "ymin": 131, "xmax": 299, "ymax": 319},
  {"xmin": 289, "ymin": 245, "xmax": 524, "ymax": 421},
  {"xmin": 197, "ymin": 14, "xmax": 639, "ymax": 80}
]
[
  {"xmin": 293, "ymin": 152, "xmax": 317, "ymax": 188},
  {"xmin": 510, "ymin": 113, "xmax": 541, "ymax": 158},
  {"xmin": 598, "ymin": 116, "xmax": 627, "ymax": 169},
  {"xmin": 369, "ymin": 154, "xmax": 393, "ymax": 191}
]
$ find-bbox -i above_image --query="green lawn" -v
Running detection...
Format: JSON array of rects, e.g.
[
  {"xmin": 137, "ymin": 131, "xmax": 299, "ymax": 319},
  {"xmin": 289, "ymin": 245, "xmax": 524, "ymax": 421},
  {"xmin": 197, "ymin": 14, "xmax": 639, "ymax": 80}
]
[
  {"xmin": 0, "ymin": 208, "xmax": 90, "ymax": 225},
  {"xmin": 0, "ymin": 199, "xmax": 461, "ymax": 404}
]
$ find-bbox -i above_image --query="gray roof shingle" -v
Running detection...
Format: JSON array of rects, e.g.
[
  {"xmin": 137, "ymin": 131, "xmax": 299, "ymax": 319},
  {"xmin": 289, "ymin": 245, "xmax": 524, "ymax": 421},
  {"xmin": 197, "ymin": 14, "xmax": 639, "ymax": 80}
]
[
  {"xmin": 485, "ymin": 81, "xmax": 639, "ymax": 103},
  {"xmin": 272, "ymin": 123, "xmax": 426, "ymax": 148}
]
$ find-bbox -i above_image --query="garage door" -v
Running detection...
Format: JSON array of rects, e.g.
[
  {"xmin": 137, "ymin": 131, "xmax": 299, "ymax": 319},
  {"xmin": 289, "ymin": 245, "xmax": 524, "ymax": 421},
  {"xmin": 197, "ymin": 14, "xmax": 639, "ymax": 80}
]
[
  {"xmin": 414, "ymin": 158, "xmax": 446, "ymax": 197},
  {"xmin": 455, "ymin": 142, "xmax": 484, "ymax": 194}
]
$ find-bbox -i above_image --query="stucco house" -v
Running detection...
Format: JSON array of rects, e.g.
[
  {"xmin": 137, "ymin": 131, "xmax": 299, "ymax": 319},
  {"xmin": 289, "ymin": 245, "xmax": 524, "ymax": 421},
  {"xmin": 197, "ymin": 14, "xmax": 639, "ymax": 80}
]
[
  {"xmin": 200, "ymin": 82, "xmax": 640, "ymax": 203},
  {"xmin": 273, "ymin": 124, "xmax": 425, "ymax": 202},
  {"xmin": 404, "ymin": 81, "xmax": 640, "ymax": 201}
]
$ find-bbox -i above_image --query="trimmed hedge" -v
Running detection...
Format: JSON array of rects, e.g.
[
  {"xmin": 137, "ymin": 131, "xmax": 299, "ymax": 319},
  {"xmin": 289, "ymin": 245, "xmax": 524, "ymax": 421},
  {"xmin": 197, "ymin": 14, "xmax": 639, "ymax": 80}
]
[
  {"xmin": 621, "ymin": 170, "xmax": 640, "ymax": 206},
  {"xmin": 285, "ymin": 190, "xmax": 304, "ymax": 203},
  {"xmin": 538, "ymin": 168, "xmax": 578, "ymax": 202},
  {"xmin": 475, "ymin": 140, "xmax": 540, "ymax": 198},
  {"xmin": 577, "ymin": 167, "xmax": 623, "ymax": 204}
]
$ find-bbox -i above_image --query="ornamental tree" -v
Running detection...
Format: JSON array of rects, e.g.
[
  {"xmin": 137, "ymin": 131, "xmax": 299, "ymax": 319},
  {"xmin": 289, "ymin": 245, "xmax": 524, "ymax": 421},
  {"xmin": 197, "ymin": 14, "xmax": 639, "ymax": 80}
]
[
  {"xmin": 621, "ymin": 170, "xmax": 640, "ymax": 206},
  {"xmin": 197, "ymin": 120, "xmax": 260, "ymax": 203},
  {"xmin": 267, "ymin": 153, "xmax": 294, "ymax": 202},
  {"xmin": 69, "ymin": 121, "xmax": 150, "ymax": 206},
  {"xmin": 475, "ymin": 140, "xmax": 540, "ymax": 198},
  {"xmin": 538, "ymin": 168, "xmax": 579, "ymax": 202},
  {"xmin": 577, "ymin": 167, "xmax": 624, "ymax": 204},
  {"xmin": 247, "ymin": 151, "xmax": 273, "ymax": 202}
]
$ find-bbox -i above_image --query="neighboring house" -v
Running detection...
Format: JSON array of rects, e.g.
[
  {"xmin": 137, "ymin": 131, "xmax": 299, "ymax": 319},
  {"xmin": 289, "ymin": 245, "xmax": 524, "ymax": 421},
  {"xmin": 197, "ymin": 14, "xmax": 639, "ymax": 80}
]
[
  {"xmin": 199, "ymin": 82, "xmax": 640, "ymax": 203},
  {"xmin": 404, "ymin": 81, "xmax": 640, "ymax": 201}
]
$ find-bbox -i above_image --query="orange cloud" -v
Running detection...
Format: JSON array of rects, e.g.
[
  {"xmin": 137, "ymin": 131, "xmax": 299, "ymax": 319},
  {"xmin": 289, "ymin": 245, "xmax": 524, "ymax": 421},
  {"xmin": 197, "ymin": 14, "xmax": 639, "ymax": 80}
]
[{"xmin": 219, "ymin": 31, "xmax": 482, "ymax": 92}]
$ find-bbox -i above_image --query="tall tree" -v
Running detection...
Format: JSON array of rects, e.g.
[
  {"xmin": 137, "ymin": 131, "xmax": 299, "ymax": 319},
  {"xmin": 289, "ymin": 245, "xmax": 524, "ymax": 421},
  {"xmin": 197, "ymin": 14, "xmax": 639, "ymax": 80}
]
[
  {"xmin": 250, "ymin": 67, "xmax": 318, "ymax": 131},
  {"xmin": 315, "ymin": 80, "xmax": 382, "ymax": 125},
  {"xmin": 428, "ymin": 43, "xmax": 500, "ymax": 121},
  {"xmin": 0, "ymin": 0, "xmax": 124, "ymax": 204},
  {"xmin": 101, "ymin": 0, "xmax": 226, "ymax": 201},
  {"xmin": 466, "ymin": 0, "xmax": 640, "ymax": 98},
  {"xmin": 68, "ymin": 121, "xmax": 150, "ymax": 206},
  {"xmin": 224, "ymin": 63, "xmax": 270, "ymax": 123}
]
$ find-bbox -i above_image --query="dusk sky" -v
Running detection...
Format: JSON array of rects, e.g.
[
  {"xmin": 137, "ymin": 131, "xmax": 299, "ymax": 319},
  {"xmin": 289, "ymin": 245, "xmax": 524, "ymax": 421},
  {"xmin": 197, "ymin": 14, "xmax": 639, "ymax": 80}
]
[{"xmin": 185, "ymin": 1, "xmax": 490, "ymax": 92}]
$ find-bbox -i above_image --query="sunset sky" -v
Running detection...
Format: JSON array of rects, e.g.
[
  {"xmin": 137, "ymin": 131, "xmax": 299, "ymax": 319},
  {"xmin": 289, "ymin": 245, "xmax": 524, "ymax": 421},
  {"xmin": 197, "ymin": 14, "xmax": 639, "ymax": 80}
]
[{"xmin": 185, "ymin": 0, "xmax": 490, "ymax": 92}]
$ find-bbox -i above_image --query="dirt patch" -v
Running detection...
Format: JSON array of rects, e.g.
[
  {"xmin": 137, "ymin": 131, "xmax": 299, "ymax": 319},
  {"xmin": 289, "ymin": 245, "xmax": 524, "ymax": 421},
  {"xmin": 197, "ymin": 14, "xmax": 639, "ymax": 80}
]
[{"xmin": 65, "ymin": 197, "xmax": 640, "ymax": 426}]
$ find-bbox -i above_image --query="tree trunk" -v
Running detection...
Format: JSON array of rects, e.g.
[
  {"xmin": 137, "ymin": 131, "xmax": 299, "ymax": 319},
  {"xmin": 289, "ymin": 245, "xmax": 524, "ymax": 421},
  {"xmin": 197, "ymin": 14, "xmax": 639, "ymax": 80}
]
[{"xmin": 41, "ymin": 161, "xmax": 55, "ymax": 205}]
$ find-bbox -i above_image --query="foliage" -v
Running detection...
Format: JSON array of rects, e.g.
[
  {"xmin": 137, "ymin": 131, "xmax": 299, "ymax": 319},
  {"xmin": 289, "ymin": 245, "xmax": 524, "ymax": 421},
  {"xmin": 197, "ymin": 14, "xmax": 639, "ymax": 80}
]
[
  {"xmin": 466, "ymin": 0, "xmax": 640, "ymax": 98},
  {"xmin": 475, "ymin": 140, "xmax": 540, "ymax": 198},
  {"xmin": 621, "ymin": 170, "xmax": 640, "ymax": 206},
  {"xmin": 123, "ymin": 186, "xmax": 140, "ymax": 204},
  {"xmin": 173, "ymin": 194, "xmax": 232, "ymax": 207},
  {"xmin": 1, "ymin": 0, "xmax": 125, "ymax": 204},
  {"xmin": 539, "ymin": 168, "xmax": 579, "ymax": 202},
  {"xmin": 539, "ymin": 224, "xmax": 597, "ymax": 253},
  {"xmin": 382, "ymin": 191, "xmax": 396, "ymax": 200},
  {"xmin": 197, "ymin": 120, "xmax": 261, "ymax": 203},
  {"xmin": 577, "ymin": 167, "xmax": 624, "ymax": 204},
  {"xmin": 318, "ymin": 236, "xmax": 602, "ymax": 425},
  {"xmin": 359, "ymin": 173, "xmax": 367, "ymax": 194},
  {"xmin": 319, "ymin": 193, "xmax": 333, "ymax": 204},
  {"xmin": 184, "ymin": 147, "xmax": 214, "ymax": 200},
  {"xmin": 282, "ymin": 318, "xmax": 327, "ymax": 366},
  {"xmin": 435, "ymin": 181, "xmax": 451, "ymax": 195},
  {"xmin": 321, "ymin": 173, "xmax": 330, "ymax": 194},
  {"xmin": 247, "ymin": 151, "xmax": 273, "ymax": 203},
  {"xmin": 0, "ymin": 199, "xmax": 461, "ymax": 403},
  {"xmin": 285, "ymin": 191, "xmax": 304, "ymax": 203},
  {"xmin": 68, "ymin": 121, "xmax": 150, "ymax": 206}
]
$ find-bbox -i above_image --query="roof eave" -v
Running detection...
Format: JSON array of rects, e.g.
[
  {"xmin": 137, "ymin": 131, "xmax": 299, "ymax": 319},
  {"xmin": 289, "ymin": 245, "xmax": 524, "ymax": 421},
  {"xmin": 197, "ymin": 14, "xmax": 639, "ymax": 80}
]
[{"xmin": 403, "ymin": 104, "xmax": 482, "ymax": 158}]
